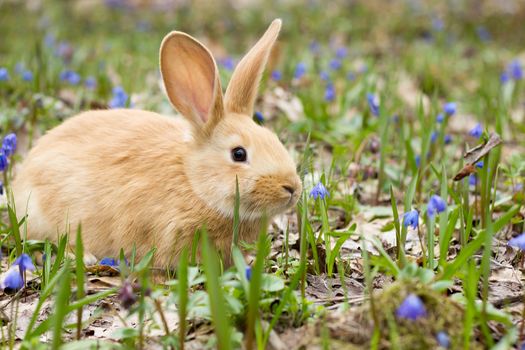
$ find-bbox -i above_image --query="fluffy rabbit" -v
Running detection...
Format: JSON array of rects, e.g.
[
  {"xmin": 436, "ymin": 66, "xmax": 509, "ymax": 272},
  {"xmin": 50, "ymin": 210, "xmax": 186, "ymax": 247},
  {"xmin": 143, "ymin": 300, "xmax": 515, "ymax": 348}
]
[{"xmin": 12, "ymin": 19, "xmax": 302, "ymax": 267}]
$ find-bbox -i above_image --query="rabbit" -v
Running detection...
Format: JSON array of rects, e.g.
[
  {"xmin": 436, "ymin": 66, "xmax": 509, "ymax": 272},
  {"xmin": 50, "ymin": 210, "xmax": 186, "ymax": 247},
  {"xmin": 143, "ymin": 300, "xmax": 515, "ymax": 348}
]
[{"xmin": 12, "ymin": 19, "xmax": 302, "ymax": 268}]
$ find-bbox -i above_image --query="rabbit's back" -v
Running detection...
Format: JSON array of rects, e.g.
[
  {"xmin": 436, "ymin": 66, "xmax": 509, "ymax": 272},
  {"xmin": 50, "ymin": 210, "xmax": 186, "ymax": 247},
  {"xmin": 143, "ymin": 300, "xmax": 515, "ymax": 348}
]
[{"xmin": 13, "ymin": 109, "xmax": 194, "ymax": 261}]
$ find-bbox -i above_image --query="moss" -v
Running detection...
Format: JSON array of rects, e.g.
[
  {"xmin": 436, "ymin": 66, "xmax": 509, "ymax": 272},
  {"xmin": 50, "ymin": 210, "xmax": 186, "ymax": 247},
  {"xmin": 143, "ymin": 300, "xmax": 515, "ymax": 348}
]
[{"xmin": 321, "ymin": 281, "xmax": 483, "ymax": 349}]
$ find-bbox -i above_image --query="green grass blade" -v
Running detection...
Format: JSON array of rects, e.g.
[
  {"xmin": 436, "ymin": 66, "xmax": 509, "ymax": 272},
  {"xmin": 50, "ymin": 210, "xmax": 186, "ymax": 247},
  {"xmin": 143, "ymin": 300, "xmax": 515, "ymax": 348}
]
[
  {"xmin": 201, "ymin": 232, "xmax": 232, "ymax": 350},
  {"xmin": 7, "ymin": 205, "xmax": 22, "ymax": 256},
  {"xmin": 245, "ymin": 229, "xmax": 269, "ymax": 350},
  {"xmin": 52, "ymin": 260, "xmax": 71, "ymax": 349},
  {"xmin": 75, "ymin": 224, "xmax": 85, "ymax": 340},
  {"xmin": 178, "ymin": 248, "xmax": 189, "ymax": 350}
]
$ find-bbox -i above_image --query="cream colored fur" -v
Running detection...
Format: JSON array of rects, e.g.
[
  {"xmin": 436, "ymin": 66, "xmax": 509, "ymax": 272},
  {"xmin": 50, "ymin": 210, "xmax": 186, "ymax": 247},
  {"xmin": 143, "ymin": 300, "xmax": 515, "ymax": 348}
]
[{"xmin": 12, "ymin": 19, "xmax": 301, "ymax": 267}]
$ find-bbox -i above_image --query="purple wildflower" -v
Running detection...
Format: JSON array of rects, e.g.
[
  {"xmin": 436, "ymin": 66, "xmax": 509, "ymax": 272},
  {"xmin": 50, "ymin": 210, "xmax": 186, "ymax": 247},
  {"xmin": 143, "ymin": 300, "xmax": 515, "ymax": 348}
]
[
  {"xmin": 335, "ymin": 47, "xmax": 347, "ymax": 58},
  {"xmin": 13, "ymin": 253, "xmax": 36, "ymax": 272},
  {"xmin": 294, "ymin": 62, "xmax": 306, "ymax": 79},
  {"xmin": 469, "ymin": 174, "xmax": 477, "ymax": 186},
  {"xmin": 329, "ymin": 59, "xmax": 341, "ymax": 70},
  {"xmin": 109, "ymin": 86, "xmax": 129, "ymax": 108},
  {"xmin": 85, "ymin": 76, "xmax": 96, "ymax": 89},
  {"xmin": 403, "ymin": 210, "xmax": 419, "ymax": 229},
  {"xmin": 469, "ymin": 123, "xmax": 483, "ymax": 138},
  {"xmin": 254, "ymin": 111, "xmax": 264, "ymax": 123},
  {"xmin": 2, "ymin": 133, "xmax": 17, "ymax": 156},
  {"xmin": 428, "ymin": 195, "xmax": 446, "ymax": 218},
  {"xmin": 396, "ymin": 294, "xmax": 427, "ymax": 320},
  {"xmin": 436, "ymin": 331, "xmax": 450, "ymax": 348},
  {"xmin": 0, "ymin": 68, "xmax": 9, "ymax": 81},
  {"xmin": 100, "ymin": 257, "xmax": 118, "ymax": 267},
  {"xmin": 271, "ymin": 70, "xmax": 282, "ymax": 81},
  {"xmin": 245, "ymin": 266, "xmax": 252, "ymax": 281},
  {"xmin": 220, "ymin": 57, "xmax": 235, "ymax": 71},
  {"xmin": 443, "ymin": 102, "xmax": 456, "ymax": 116},
  {"xmin": 367, "ymin": 93, "xmax": 380, "ymax": 116},
  {"xmin": 60, "ymin": 70, "xmax": 81, "ymax": 85},
  {"xmin": 2, "ymin": 268, "xmax": 24, "ymax": 291},
  {"xmin": 509, "ymin": 233, "xmax": 525, "ymax": 250},
  {"xmin": 324, "ymin": 84, "xmax": 335, "ymax": 102},
  {"xmin": 310, "ymin": 182, "xmax": 329, "ymax": 200}
]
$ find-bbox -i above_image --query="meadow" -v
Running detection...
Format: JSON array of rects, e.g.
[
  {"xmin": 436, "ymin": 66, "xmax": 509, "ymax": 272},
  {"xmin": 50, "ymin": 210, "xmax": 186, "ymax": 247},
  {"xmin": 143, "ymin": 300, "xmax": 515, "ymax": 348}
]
[{"xmin": 0, "ymin": 0, "xmax": 524, "ymax": 349}]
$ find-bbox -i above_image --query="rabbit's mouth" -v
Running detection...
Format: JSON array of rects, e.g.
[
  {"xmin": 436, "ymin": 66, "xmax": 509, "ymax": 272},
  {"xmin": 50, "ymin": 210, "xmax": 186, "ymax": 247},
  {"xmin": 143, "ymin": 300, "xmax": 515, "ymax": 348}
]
[{"xmin": 242, "ymin": 174, "xmax": 302, "ymax": 217}]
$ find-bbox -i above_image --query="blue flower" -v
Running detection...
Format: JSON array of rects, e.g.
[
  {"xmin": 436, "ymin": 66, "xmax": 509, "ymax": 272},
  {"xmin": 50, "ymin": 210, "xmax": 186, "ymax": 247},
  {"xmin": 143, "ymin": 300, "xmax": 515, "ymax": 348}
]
[
  {"xmin": 0, "ymin": 153, "xmax": 8, "ymax": 172},
  {"xmin": 319, "ymin": 71, "xmax": 330, "ymax": 81},
  {"xmin": 508, "ymin": 60, "xmax": 523, "ymax": 80},
  {"xmin": 403, "ymin": 210, "xmax": 419, "ymax": 229},
  {"xmin": 476, "ymin": 26, "xmax": 490, "ymax": 42},
  {"xmin": 415, "ymin": 155, "xmax": 421, "ymax": 168},
  {"xmin": 335, "ymin": 47, "xmax": 347, "ymax": 58},
  {"xmin": 85, "ymin": 76, "xmax": 97, "ymax": 89},
  {"xmin": 13, "ymin": 253, "xmax": 36, "ymax": 272},
  {"xmin": 436, "ymin": 113, "xmax": 445, "ymax": 123},
  {"xmin": 475, "ymin": 161, "xmax": 483, "ymax": 169},
  {"xmin": 430, "ymin": 131, "xmax": 438, "ymax": 143},
  {"xmin": 100, "ymin": 257, "xmax": 118, "ymax": 267},
  {"xmin": 428, "ymin": 195, "xmax": 446, "ymax": 218},
  {"xmin": 324, "ymin": 84, "xmax": 335, "ymax": 102},
  {"xmin": 500, "ymin": 71, "xmax": 510, "ymax": 84},
  {"xmin": 220, "ymin": 57, "xmax": 235, "ymax": 71},
  {"xmin": 329, "ymin": 59, "xmax": 341, "ymax": 70},
  {"xmin": 2, "ymin": 133, "xmax": 17, "ymax": 156},
  {"xmin": 254, "ymin": 111, "xmax": 264, "ymax": 123},
  {"xmin": 0, "ymin": 68, "xmax": 9, "ymax": 81},
  {"xmin": 469, "ymin": 123, "xmax": 483, "ymax": 138},
  {"xmin": 2, "ymin": 268, "xmax": 24, "ymax": 291},
  {"xmin": 245, "ymin": 266, "xmax": 252, "ymax": 281},
  {"xmin": 367, "ymin": 93, "xmax": 380, "ymax": 117},
  {"xmin": 22, "ymin": 70, "xmax": 33, "ymax": 82},
  {"xmin": 443, "ymin": 102, "xmax": 456, "ymax": 116},
  {"xmin": 396, "ymin": 294, "xmax": 427, "ymax": 320},
  {"xmin": 310, "ymin": 182, "xmax": 329, "ymax": 200},
  {"xmin": 432, "ymin": 17, "xmax": 444, "ymax": 31},
  {"xmin": 444, "ymin": 134, "xmax": 452, "ymax": 145},
  {"xmin": 59, "ymin": 70, "xmax": 81, "ymax": 85},
  {"xmin": 109, "ymin": 86, "xmax": 129, "ymax": 108},
  {"xmin": 294, "ymin": 62, "xmax": 306, "ymax": 80},
  {"xmin": 309, "ymin": 41, "xmax": 320, "ymax": 54},
  {"xmin": 436, "ymin": 331, "xmax": 450, "ymax": 348},
  {"xmin": 469, "ymin": 174, "xmax": 477, "ymax": 186},
  {"xmin": 271, "ymin": 70, "xmax": 282, "ymax": 81},
  {"xmin": 508, "ymin": 233, "xmax": 525, "ymax": 250},
  {"xmin": 44, "ymin": 33, "xmax": 56, "ymax": 48}
]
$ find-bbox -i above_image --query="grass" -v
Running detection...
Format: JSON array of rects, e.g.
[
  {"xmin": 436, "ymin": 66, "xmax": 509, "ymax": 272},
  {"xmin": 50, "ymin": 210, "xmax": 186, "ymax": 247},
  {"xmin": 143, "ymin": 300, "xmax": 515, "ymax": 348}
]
[{"xmin": 1, "ymin": 0, "xmax": 525, "ymax": 349}]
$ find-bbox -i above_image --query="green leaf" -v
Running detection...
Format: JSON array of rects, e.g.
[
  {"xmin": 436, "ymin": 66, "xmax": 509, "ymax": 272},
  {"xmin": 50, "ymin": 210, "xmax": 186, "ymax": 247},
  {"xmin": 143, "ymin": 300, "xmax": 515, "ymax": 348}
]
[
  {"xmin": 260, "ymin": 274, "xmax": 285, "ymax": 292},
  {"xmin": 133, "ymin": 248, "xmax": 155, "ymax": 272},
  {"xmin": 7, "ymin": 205, "xmax": 22, "ymax": 256},
  {"xmin": 52, "ymin": 260, "xmax": 71, "ymax": 349},
  {"xmin": 112, "ymin": 327, "xmax": 140, "ymax": 340}
]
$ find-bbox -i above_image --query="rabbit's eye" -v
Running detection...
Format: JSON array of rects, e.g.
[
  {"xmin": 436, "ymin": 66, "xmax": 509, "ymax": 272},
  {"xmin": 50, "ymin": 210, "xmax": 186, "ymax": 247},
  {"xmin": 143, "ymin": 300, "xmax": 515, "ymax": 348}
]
[{"xmin": 231, "ymin": 147, "xmax": 247, "ymax": 162}]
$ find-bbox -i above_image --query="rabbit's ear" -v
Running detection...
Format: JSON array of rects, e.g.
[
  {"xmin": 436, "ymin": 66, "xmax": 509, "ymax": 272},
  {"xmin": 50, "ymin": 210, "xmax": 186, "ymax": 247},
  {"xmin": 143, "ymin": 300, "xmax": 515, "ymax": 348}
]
[
  {"xmin": 224, "ymin": 19, "xmax": 281, "ymax": 116},
  {"xmin": 160, "ymin": 32, "xmax": 224, "ymax": 132}
]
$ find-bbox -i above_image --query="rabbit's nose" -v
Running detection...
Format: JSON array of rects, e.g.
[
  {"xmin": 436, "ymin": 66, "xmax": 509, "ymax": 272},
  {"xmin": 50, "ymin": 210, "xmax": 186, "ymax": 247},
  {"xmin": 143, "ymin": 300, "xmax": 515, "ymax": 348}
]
[{"xmin": 282, "ymin": 185, "xmax": 295, "ymax": 195}]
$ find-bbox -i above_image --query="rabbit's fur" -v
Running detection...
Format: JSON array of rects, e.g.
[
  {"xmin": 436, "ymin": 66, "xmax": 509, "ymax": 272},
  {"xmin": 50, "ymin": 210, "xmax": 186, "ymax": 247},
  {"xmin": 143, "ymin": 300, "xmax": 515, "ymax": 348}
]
[{"xmin": 12, "ymin": 19, "xmax": 302, "ymax": 267}]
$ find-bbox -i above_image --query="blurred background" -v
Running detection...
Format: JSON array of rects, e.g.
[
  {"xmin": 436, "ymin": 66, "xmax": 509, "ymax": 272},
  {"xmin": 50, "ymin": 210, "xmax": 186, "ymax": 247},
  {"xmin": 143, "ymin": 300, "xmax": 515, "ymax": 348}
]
[{"xmin": 0, "ymin": 0, "xmax": 524, "ymax": 147}]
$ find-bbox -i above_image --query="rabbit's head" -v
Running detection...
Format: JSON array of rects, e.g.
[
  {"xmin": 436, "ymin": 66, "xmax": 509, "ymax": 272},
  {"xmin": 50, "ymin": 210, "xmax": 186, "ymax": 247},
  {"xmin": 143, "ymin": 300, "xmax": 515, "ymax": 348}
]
[{"xmin": 160, "ymin": 19, "xmax": 301, "ymax": 220}]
